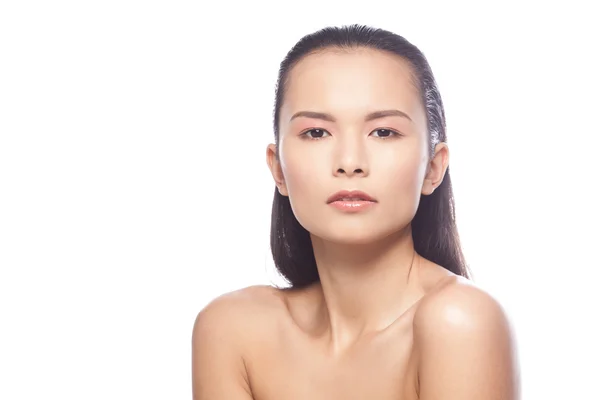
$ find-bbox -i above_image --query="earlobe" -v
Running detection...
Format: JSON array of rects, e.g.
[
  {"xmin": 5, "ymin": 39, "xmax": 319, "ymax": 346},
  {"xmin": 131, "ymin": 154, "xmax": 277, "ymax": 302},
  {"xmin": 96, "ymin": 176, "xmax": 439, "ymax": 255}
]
[
  {"xmin": 277, "ymin": 186, "xmax": 289, "ymax": 196},
  {"xmin": 421, "ymin": 182, "xmax": 435, "ymax": 196},
  {"xmin": 266, "ymin": 143, "xmax": 289, "ymax": 196}
]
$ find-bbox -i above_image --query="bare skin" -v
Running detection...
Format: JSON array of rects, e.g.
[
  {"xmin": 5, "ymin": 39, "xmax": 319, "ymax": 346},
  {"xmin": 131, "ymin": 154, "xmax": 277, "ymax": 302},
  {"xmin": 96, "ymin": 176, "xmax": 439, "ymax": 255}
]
[{"xmin": 192, "ymin": 48, "xmax": 520, "ymax": 399}]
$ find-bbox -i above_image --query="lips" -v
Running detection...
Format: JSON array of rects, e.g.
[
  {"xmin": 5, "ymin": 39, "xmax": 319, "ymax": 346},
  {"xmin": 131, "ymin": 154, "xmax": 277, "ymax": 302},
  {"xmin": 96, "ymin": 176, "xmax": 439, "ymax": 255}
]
[{"xmin": 327, "ymin": 190, "xmax": 377, "ymax": 203}]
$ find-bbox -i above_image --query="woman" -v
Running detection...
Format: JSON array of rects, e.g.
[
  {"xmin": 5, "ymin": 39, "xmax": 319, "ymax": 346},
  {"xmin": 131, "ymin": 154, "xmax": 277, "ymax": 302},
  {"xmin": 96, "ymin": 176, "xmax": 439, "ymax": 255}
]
[{"xmin": 192, "ymin": 24, "xmax": 520, "ymax": 399}]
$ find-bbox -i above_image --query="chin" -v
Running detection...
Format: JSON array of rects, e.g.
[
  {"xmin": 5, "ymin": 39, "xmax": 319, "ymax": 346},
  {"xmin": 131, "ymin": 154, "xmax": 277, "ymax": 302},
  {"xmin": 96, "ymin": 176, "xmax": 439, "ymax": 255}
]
[{"xmin": 310, "ymin": 227, "xmax": 398, "ymax": 246}]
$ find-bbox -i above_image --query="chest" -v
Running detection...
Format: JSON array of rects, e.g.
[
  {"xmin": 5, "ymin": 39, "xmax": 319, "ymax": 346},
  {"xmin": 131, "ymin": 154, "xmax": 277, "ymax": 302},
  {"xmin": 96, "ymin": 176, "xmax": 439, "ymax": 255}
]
[{"xmin": 248, "ymin": 323, "xmax": 419, "ymax": 400}]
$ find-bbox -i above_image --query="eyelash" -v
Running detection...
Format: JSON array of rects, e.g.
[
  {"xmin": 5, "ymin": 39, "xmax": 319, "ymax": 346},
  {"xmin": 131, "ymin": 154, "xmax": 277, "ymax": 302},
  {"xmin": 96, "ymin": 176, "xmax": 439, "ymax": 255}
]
[{"xmin": 300, "ymin": 128, "xmax": 403, "ymax": 140}]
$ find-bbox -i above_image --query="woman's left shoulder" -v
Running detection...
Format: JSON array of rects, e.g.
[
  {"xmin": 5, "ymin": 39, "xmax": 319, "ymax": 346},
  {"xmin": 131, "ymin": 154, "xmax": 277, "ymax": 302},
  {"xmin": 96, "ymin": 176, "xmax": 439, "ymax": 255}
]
[
  {"xmin": 414, "ymin": 275, "xmax": 513, "ymax": 335},
  {"xmin": 412, "ymin": 276, "xmax": 520, "ymax": 398}
]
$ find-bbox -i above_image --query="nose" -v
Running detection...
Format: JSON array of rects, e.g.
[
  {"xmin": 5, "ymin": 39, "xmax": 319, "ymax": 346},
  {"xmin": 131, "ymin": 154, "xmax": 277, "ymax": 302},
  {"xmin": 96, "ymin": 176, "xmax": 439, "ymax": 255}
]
[{"xmin": 333, "ymin": 137, "xmax": 369, "ymax": 177}]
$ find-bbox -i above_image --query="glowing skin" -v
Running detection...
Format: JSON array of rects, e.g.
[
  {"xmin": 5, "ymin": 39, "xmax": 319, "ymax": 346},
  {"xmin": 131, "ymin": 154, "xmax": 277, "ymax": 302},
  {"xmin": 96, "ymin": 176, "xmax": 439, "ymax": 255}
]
[
  {"xmin": 192, "ymin": 47, "xmax": 519, "ymax": 400},
  {"xmin": 271, "ymin": 48, "xmax": 444, "ymax": 247},
  {"xmin": 266, "ymin": 48, "xmax": 450, "ymax": 349}
]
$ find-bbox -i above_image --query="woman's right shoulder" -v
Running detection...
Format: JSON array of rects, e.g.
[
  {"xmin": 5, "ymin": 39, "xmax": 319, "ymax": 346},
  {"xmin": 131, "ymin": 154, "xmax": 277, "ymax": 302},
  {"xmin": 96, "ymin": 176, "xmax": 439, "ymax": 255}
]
[
  {"xmin": 193, "ymin": 284, "xmax": 286, "ymax": 337},
  {"xmin": 192, "ymin": 285, "xmax": 285, "ymax": 399}
]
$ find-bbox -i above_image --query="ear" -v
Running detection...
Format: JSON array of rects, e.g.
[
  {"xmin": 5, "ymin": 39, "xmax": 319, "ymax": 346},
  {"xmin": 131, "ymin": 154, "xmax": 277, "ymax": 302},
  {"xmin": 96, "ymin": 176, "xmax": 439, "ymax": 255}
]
[
  {"xmin": 422, "ymin": 143, "xmax": 449, "ymax": 196},
  {"xmin": 266, "ymin": 143, "xmax": 289, "ymax": 196}
]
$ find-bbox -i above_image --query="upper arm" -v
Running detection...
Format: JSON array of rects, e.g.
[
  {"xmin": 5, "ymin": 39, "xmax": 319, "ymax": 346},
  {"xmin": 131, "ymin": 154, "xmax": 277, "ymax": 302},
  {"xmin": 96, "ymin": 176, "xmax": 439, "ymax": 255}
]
[
  {"xmin": 192, "ymin": 291, "xmax": 254, "ymax": 400},
  {"xmin": 414, "ymin": 282, "xmax": 520, "ymax": 400}
]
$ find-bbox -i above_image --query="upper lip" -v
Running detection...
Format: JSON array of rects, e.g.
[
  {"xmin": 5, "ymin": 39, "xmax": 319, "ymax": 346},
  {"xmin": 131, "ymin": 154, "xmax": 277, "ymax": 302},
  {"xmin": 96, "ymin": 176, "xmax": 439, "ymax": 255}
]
[{"xmin": 327, "ymin": 190, "xmax": 377, "ymax": 203}]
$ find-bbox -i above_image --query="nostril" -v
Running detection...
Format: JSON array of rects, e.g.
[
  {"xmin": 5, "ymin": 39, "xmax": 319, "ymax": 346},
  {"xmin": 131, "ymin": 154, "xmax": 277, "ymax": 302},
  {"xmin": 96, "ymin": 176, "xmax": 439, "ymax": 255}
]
[{"xmin": 336, "ymin": 168, "xmax": 365, "ymax": 175}]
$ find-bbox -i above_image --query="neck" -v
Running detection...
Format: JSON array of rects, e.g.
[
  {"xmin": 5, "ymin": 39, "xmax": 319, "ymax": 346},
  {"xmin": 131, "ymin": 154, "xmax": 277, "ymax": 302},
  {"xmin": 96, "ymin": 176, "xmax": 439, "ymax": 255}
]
[{"xmin": 309, "ymin": 227, "xmax": 420, "ymax": 354}]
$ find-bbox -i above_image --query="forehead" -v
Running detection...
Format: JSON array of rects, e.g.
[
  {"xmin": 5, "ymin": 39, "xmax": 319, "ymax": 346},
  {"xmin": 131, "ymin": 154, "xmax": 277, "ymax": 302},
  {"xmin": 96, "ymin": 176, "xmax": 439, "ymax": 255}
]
[{"xmin": 282, "ymin": 48, "xmax": 422, "ymax": 121}]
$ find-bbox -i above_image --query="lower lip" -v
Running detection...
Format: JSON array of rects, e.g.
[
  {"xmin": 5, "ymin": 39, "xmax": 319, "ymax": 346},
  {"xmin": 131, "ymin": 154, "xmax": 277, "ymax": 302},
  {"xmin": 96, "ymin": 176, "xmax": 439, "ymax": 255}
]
[{"xmin": 328, "ymin": 200, "xmax": 376, "ymax": 212}]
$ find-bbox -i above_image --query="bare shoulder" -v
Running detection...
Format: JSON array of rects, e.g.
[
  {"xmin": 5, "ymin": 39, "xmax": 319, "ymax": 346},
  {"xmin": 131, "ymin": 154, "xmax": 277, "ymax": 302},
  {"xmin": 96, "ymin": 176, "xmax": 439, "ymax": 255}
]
[
  {"xmin": 193, "ymin": 284, "xmax": 283, "ymax": 341},
  {"xmin": 414, "ymin": 276, "xmax": 512, "ymax": 332},
  {"xmin": 192, "ymin": 285, "xmax": 283, "ymax": 399},
  {"xmin": 196, "ymin": 284, "xmax": 282, "ymax": 313},
  {"xmin": 413, "ymin": 277, "xmax": 520, "ymax": 399}
]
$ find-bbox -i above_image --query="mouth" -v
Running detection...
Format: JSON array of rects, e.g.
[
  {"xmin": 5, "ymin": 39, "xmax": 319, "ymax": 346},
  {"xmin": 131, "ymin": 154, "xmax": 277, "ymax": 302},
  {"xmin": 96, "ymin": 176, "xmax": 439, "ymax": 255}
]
[{"xmin": 327, "ymin": 190, "xmax": 377, "ymax": 203}]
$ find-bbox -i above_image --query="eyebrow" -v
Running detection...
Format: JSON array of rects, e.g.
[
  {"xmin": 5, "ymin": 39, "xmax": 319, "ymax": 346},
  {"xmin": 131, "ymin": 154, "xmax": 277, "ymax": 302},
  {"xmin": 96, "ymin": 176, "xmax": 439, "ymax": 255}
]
[{"xmin": 289, "ymin": 109, "xmax": 412, "ymax": 123}]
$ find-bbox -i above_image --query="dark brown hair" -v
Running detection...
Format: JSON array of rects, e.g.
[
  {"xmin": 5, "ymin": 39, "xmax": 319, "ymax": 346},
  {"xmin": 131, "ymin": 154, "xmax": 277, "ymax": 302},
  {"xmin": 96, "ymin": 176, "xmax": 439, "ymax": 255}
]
[{"xmin": 270, "ymin": 24, "xmax": 470, "ymax": 289}]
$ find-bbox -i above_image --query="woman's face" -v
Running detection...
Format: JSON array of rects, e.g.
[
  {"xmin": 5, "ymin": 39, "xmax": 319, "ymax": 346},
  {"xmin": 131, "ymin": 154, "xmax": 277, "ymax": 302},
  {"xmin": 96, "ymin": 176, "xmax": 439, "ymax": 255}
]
[{"xmin": 268, "ymin": 48, "xmax": 447, "ymax": 244}]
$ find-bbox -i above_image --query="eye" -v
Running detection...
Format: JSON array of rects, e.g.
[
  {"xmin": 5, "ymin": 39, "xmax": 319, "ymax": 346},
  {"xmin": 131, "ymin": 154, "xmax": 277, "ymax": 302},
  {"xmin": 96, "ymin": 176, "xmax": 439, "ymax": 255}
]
[
  {"xmin": 301, "ymin": 128, "xmax": 331, "ymax": 140},
  {"xmin": 370, "ymin": 128, "xmax": 401, "ymax": 138}
]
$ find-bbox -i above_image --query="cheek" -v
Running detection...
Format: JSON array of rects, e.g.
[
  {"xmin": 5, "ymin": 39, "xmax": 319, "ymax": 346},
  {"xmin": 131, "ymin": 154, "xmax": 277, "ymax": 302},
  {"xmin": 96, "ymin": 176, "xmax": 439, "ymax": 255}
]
[
  {"xmin": 388, "ymin": 156, "xmax": 425, "ymax": 190},
  {"xmin": 379, "ymin": 142, "xmax": 426, "ymax": 183},
  {"xmin": 377, "ymin": 146, "xmax": 428, "ymax": 215},
  {"xmin": 280, "ymin": 142, "xmax": 324, "ymax": 200},
  {"xmin": 278, "ymin": 142, "xmax": 332, "ymax": 232}
]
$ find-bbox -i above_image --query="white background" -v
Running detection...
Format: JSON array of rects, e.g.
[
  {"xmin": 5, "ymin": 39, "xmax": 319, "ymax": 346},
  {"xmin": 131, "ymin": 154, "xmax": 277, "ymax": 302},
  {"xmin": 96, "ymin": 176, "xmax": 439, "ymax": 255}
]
[{"xmin": 1, "ymin": 1, "xmax": 598, "ymax": 399}]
